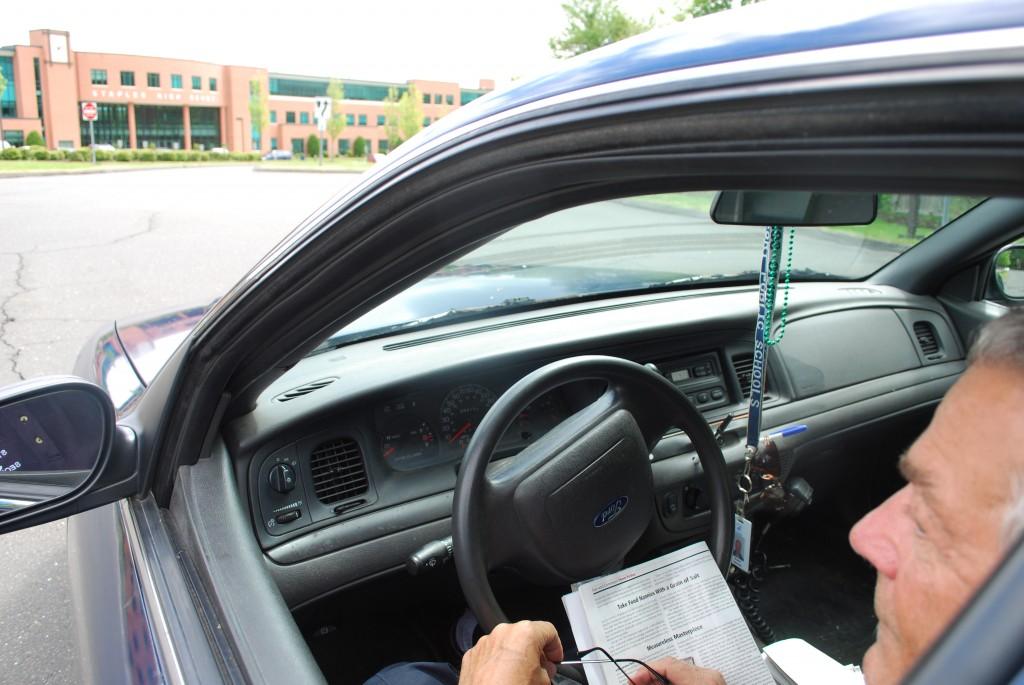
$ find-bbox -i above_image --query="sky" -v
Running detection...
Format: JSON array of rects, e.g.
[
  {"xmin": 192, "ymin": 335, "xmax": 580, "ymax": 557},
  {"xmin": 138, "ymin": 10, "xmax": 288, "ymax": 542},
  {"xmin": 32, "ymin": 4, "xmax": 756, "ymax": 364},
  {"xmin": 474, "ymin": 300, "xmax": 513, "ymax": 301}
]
[{"xmin": 2, "ymin": 0, "xmax": 673, "ymax": 89}]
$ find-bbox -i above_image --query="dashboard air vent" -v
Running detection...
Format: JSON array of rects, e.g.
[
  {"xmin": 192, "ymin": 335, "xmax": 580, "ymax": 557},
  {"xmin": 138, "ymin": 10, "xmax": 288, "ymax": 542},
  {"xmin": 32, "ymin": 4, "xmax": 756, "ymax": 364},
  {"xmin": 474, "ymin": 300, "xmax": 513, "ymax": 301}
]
[
  {"xmin": 733, "ymin": 353, "xmax": 754, "ymax": 399},
  {"xmin": 274, "ymin": 377, "xmax": 338, "ymax": 403},
  {"xmin": 913, "ymin": 322, "xmax": 940, "ymax": 357},
  {"xmin": 309, "ymin": 438, "xmax": 368, "ymax": 505}
]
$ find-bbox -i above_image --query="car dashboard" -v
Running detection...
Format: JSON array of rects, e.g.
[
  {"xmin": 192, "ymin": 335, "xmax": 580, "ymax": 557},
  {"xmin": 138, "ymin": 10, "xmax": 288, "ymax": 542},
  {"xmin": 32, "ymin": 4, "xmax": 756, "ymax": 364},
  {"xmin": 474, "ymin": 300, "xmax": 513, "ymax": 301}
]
[{"xmin": 223, "ymin": 282, "xmax": 964, "ymax": 609}]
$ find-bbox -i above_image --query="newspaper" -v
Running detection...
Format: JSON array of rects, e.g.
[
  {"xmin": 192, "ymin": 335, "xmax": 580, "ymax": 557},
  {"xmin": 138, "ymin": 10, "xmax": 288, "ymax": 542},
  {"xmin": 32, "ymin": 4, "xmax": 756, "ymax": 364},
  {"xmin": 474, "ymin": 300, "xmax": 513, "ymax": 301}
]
[{"xmin": 562, "ymin": 541, "xmax": 774, "ymax": 685}]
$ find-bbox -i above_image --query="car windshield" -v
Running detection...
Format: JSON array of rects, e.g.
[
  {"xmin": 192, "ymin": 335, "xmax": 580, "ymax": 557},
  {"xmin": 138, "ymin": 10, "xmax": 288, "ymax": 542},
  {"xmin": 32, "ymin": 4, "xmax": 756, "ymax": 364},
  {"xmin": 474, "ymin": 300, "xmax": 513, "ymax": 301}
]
[{"xmin": 313, "ymin": 192, "xmax": 984, "ymax": 352}]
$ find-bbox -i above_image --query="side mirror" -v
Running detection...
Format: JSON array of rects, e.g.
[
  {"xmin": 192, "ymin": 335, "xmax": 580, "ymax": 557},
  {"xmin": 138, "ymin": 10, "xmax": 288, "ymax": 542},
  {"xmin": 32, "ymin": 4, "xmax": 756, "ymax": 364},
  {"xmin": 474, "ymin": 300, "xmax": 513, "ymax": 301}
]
[
  {"xmin": 993, "ymin": 245, "xmax": 1024, "ymax": 300},
  {"xmin": 0, "ymin": 377, "xmax": 134, "ymax": 534}
]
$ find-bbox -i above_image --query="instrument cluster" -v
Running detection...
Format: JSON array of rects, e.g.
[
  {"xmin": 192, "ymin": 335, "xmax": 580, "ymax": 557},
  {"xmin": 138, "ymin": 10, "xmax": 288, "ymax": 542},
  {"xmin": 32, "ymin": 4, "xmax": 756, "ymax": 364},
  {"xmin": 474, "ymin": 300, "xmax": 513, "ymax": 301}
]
[{"xmin": 374, "ymin": 380, "xmax": 570, "ymax": 471}]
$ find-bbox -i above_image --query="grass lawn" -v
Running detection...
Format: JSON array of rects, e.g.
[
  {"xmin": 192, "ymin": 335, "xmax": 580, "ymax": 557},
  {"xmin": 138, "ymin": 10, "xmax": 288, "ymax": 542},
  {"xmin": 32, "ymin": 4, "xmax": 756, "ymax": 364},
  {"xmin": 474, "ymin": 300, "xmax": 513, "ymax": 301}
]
[
  {"xmin": 824, "ymin": 220, "xmax": 934, "ymax": 247},
  {"xmin": 0, "ymin": 160, "xmax": 204, "ymax": 174},
  {"xmin": 255, "ymin": 157, "xmax": 372, "ymax": 172}
]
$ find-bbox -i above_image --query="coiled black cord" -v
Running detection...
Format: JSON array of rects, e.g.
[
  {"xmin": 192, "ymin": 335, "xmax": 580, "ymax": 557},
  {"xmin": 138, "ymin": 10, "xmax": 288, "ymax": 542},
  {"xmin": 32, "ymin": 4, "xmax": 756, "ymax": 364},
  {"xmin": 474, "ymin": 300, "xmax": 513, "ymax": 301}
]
[{"xmin": 730, "ymin": 550, "xmax": 776, "ymax": 644}]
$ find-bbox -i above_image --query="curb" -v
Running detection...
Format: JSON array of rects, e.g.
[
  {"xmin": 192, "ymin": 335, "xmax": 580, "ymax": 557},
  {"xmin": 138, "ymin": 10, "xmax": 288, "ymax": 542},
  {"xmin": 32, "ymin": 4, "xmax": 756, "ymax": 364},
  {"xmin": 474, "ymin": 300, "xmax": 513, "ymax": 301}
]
[
  {"xmin": 0, "ymin": 162, "xmax": 251, "ymax": 179},
  {"xmin": 251, "ymin": 166, "xmax": 368, "ymax": 175}
]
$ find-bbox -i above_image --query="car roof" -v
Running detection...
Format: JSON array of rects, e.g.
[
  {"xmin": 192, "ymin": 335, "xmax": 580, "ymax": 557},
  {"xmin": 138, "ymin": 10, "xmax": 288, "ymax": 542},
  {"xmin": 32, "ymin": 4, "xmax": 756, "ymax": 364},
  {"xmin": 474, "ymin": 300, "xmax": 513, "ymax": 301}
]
[{"xmin": 406, "ymin": 0, "xmax": 1024, "ymax": 151}]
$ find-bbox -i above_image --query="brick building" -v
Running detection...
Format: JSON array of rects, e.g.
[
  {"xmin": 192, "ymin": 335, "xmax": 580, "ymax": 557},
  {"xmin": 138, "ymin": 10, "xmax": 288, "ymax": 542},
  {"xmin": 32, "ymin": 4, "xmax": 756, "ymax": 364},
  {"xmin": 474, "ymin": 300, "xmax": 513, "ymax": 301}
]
[{"xmin": 0, "ymin": 29, "xmax": 493, "ymax": 154}]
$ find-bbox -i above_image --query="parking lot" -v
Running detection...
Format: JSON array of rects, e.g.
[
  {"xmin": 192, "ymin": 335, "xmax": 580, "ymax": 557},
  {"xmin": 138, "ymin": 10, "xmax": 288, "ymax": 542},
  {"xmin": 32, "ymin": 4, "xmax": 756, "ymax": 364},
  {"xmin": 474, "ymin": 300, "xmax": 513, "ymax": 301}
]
[{"xmin": 0, "ymin": 166, "xmax": 358, "ymax": 684}]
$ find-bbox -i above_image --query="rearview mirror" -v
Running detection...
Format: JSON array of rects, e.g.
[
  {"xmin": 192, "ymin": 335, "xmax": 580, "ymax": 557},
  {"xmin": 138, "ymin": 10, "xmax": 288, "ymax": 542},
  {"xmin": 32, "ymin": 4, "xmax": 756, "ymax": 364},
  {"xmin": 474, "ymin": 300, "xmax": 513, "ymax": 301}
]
[
  {"xmin": 0, "ymin": 378, "xmax": 115, "ymax": 529},
  {"xmin": 711, "ymin": 191, "xmax": 878, "ymax": 226}
]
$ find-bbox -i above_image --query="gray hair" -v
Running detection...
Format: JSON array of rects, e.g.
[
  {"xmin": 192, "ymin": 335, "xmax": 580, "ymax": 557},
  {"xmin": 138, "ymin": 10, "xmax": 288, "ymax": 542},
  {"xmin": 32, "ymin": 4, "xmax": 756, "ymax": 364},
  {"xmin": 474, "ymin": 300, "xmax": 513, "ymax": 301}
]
[{"xmin": 966, "ymin": 307, "xmax": 1024, "ymax": 543}]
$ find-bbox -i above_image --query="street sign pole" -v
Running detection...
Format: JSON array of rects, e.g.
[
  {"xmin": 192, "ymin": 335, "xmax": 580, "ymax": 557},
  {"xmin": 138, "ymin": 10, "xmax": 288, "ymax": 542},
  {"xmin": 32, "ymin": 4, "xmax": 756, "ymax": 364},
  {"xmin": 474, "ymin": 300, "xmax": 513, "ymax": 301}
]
[
  {"xmin": 81, "ymin": 101, "xmax": 98, "ymax": 164},
  {"xmin": 314, "ymin": 96, "xmax": 330, "ymax": 168},
  {"xmin": 89, "ymin": 120, "xmax": 96, "ymax": 164}
]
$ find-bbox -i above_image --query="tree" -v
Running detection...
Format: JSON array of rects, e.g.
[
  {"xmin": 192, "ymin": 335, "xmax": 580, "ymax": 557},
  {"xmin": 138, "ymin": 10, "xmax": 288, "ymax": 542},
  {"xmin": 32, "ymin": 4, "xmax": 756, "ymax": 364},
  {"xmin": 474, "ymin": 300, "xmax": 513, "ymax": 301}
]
[
  {"xmin": 397, "ymin": 86, "xmax": 423, "ymax": 143},
  {"xmin": 26, "ymin": 130, "xmax": 45, "ymax": 146},
  {"xmin": 549, "ymin": 0, "xmax": 650, "ymax": 58},
  {"xmin": 352, "ymin": 136, "xmax": 367, "ymax": 158},
  {"xmin": 670, "ymin": 0, "xmax": 762, "ymax": 21},
  {"xmin": 383, "ymin": 86, "xmax": 403, "ymax": 151},
  {"xmin": 248, "ymin": 79, "xmax": 268, "ymax": 151},
  {"xmin": 306, "ymin": 133, "xmax": 320, "ymax": 157},
  {"xmin": 325, "ymin": 79, "xmax": 346, "ymax": 159}
]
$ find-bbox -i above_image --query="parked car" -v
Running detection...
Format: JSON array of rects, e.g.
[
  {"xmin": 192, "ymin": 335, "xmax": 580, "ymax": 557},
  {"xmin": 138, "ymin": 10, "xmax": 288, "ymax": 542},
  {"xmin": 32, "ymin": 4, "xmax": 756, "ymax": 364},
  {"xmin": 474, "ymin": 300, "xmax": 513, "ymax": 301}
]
[
  {"xmin": 262, "ymin": 149, "xmax": 294, "ymax": 161},
  {"xmin": 1, "ymin": 2, "xmax": 1024, "ymax": 684},
  {"xmin": 91, "ymin": 143, "xmax": 116, "ymax": 152},
  {"xmin": 209, "ymin": 146, "xmax": 230, "ymax": 155}
]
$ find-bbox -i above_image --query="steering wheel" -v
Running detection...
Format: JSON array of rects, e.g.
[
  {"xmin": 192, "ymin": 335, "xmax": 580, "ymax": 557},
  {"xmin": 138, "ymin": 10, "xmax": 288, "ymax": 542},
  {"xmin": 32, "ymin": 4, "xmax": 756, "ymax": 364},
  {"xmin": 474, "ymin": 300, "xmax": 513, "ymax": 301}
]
[{"xmin": 453, "ymin": 355, "xmax": 733, "ymax": 632}]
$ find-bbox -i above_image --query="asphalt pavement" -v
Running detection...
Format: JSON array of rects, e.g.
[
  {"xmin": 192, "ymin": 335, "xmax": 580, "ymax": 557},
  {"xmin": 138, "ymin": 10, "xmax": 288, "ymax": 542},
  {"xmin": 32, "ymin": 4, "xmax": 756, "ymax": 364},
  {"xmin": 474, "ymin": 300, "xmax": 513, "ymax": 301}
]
[{"xmin": 0, "ymin": 166, "xmax": 359, "ymax": 685}]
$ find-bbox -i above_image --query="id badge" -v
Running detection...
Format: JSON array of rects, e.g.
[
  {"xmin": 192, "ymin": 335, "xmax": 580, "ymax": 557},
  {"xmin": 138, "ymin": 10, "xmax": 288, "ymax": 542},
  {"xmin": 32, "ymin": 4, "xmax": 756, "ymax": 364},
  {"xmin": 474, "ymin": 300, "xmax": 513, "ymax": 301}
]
[{"xmin": 732, "ymin": 514, "xmax": 753, "ymax": 573}]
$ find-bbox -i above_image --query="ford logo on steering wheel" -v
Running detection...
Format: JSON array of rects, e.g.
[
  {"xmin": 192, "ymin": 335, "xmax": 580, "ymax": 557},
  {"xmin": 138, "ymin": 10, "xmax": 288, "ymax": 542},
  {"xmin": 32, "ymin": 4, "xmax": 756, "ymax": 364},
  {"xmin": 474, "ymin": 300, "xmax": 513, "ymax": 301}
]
[{"xmin": 593, "ymin": 496, "xmax": 629, "ymax": 528}]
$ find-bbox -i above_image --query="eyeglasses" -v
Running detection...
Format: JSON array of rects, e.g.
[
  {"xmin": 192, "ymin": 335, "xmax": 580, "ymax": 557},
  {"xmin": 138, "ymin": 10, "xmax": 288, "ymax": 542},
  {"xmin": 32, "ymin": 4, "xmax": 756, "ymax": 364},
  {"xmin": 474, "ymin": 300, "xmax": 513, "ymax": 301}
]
[{"xmin": 560, "ymin": 646, "xmax": 671, "ymax": 685}]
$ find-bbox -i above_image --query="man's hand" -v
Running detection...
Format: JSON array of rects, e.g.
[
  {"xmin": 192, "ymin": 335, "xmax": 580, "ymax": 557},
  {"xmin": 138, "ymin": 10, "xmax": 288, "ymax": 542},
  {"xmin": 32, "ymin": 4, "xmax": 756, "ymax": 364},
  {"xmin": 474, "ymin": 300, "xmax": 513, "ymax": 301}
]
[
  {"xmin": 459, "ymin": 620, "xmax": 564, "ymax": 685},
  {"xmin": 630, "ymin": 657, "xmax": 725, "ymax": 685}
]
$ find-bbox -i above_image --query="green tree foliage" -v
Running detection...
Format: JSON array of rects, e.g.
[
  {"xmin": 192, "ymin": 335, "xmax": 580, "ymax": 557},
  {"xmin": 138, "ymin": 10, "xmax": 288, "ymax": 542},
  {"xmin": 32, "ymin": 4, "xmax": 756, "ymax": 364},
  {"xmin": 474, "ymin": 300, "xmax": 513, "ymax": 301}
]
[
  {"xmin": 325, "ymin": 79, "xmax": 346, "ymax": 159},
  {"xmin": 306, "ymin": 133, "xmax": 320, "ymax": 157},
  {"xmin": 397, "ymin": 86, "xmax": 423, "ymax": 143},
  {"xmin": 248, "ymin": 79, "xmax": 268, "ymax": 144},
  {"xmin": 353, "ymin": 136, "xmax": 367, "ymax": 157},
  {"xmin": 671, "ymin": 0, "xmax": 762, "ymax": 21},
  {"xmin": 383, "ymin": 86, "xmax": 403, "ymax": 151},
  {"xmin": 549, "ymin": 0, "xmax": 650, "ymax": 58},
  {"xmin": 26, "ymin": 130, "xmax": 45, "ymax": 146}
]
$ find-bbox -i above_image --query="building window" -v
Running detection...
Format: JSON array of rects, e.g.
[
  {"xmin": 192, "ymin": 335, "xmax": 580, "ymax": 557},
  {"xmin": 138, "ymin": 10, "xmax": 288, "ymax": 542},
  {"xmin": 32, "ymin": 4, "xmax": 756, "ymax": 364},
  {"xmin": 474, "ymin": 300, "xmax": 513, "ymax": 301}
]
[
  {"xmin": 300, "ymin": 112, "xmax": 309, "ymax": 125},
  {"xmin": 286, "ymin": 111, "xmax": 296, "ymax": 124},
  {"xmin": 171, "ymin": 74, "xmax": 182, "ymax": 89},
  {"xmin": 209, "ymin": 77, "xmax": 217, "ymax": 91},
  {"xmin": 422, "ymin": 93, "xmax": 430, "ymax": 104},
  {"xmin": 147, "ymin": 72, "xmax": 160, "ymax": 87},
  {"xmin": 423, "ymin": 117, "xmax": 430, "ymax": 127},
  {"xmin": 290, "ymin": 138, "xmax": 304, "ymax": 154},
  {"xmin": 32, "ymin": 57, "xmax": 42, "ymax": 123},
  {"xmin": 271, "ymin": 138, "xmax": 278, "ymax": 150},
  {"xmin": 135, "ymin": 104, "xmax": 184, "ymax": 148},
  {"xmin": 189, "ymin": 106, "xmax": 221, "ymax": 150},
  {"xmin": 0, "ymin": 56, "xmax": 16, "ymax": 118},
  {"xmin": 120, "ymin": 71, "xmax": 135, "ymax": 86},
  {"xmin": 358, "ymin": 114, "xmax": 367, "ymax": 126},
  {"xmin": 3, "ymin": 130, "xmax": 24, "ymax": 146},
  {"xmin": 90, "ymin": 69, "xmax": 107, "ymax": 85},
  {"xmin": 376, "ymin": 114, "xmax": 385, "ymax": 126},
  {"xmin": 79, "ymin": 103, "xmax": 129, "ymax": 149},
  {"xmin": 192, "ymin": 75, "xmax": 201, "ymax": 89},
  {"xmin": 433, "ymin": 94, "xmax": 442, "ymax": 104},
  {"xmin": 345, "ymin": 114, "xmax": 354, "ymax": 126},
  {"xmin": 270, "ymin": 111, "xmax": 277, "ymax": 123},
  {"xmin": 378, "ymin": 139, "xmax": 389, "ymax": 153},
  {"xmin": 252, "ymin": 131, "xmax": 261, "ymax": 150},
  {"xmin": 445, "ymin": 94, "xmax": 453, "ymax": 105},
  {"xmin": 339, "ymin": 139, "xmax": 350, "ymax": 155}
]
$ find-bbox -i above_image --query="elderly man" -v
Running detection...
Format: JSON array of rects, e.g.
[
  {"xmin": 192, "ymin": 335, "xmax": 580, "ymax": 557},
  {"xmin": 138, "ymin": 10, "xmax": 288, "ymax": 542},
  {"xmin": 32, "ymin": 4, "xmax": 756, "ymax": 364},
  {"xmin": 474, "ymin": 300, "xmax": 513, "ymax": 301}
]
[{"xmin": 368, "ymin": 308, "xmax": 1024, "ymax": 685}]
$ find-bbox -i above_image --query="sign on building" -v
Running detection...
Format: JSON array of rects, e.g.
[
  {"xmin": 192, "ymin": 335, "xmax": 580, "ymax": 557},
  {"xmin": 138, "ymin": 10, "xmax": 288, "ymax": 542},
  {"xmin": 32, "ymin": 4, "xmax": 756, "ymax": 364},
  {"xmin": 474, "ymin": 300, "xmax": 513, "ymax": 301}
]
[
  {"xmin": 313, "ymin": 97, "xmax": 331, "ymax": 132},
  {"xmin": 81, "ymin": 101, "xmax": 98, "ymax": 122}
]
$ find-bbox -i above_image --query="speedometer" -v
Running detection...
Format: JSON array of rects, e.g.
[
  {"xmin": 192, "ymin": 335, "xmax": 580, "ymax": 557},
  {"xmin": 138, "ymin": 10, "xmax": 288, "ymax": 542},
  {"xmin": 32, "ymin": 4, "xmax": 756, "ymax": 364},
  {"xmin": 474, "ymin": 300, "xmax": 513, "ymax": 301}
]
[{"xmin": 440, "ymin": 384, "xmax": 498, "ymax": 451}]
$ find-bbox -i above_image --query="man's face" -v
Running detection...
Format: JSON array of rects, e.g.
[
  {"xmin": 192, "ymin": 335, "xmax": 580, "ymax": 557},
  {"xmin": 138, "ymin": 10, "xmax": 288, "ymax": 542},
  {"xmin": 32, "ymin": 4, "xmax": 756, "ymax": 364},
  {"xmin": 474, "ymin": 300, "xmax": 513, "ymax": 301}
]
[{"xmin": 849, "ymin": 362, "xmax": 1024, "ymax": 685}]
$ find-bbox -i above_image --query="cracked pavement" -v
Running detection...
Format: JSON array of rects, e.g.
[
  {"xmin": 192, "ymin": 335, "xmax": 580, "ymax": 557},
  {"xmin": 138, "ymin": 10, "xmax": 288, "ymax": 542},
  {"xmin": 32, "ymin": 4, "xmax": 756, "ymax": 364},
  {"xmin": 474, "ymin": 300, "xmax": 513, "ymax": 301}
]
[{"xmin": 0, "ymin": 166, "xmax": 359, "ymax": 684}]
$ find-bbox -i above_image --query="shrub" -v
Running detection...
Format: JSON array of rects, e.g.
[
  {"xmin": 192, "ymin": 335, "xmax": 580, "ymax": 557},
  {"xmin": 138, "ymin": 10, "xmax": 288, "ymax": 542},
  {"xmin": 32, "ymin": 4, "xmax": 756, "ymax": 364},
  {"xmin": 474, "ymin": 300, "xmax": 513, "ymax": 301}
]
[
  {"xmin": 229, "ymin": 152, "xmax": 250, "ymax": 161},
  {"xmin": 210, "ymin": 151, "xmax": 229, "ymax": 161},
  {"xmin": 156, "ymin": 151, "xmax": 176, "ymax": 161},
  {"xmin": 25, "ymin": 131, "xmax": 45, "ymax": 146},
  {"xmin": 198, "ymin": 152, "xmax": 210, "ymax": 161},
  {"xmin": 306, "ymin": 134, "xmax": 320, "ymax": 157},
  {"xmin": 69, "ymin": 149, "xmax": 89, "ymax": 162},
  {"xmin": 1, "ymin": 147, "xmax": 22, "ymax": 160},
  {"xmin": 47, "ymin": 150, "xmax": 63, "ymax": 160},
  {"xmin": 31, "ymin": 148, "xmax": 50, "ymax": 160},
  {"xmin": 94, "ymin": 149, "xmax": 113, "ymax": 161},
  {"xmin": 247, "ymin": 152, "xmax": 260, "ymax": 161},
  {"xmin": 137, "ymin": 149, "xmax": 157, "ymax": 162},
  {"xmin": 352, "ymin": 136, "xmax": 367, "ymax": 157},
  {"xmin": 172, "ymin": 150, "xmax": 187, "ymax": 161},
  {"xmin": 114, "ymin": 150, "xmax": 132, "ymax": 162}
]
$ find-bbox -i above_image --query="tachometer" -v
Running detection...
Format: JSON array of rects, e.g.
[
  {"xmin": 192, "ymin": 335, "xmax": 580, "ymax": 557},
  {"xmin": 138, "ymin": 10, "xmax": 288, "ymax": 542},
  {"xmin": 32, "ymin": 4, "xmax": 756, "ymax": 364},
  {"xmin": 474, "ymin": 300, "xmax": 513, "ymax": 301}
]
[
  {"xmin": 380, "ymin": 415, "xmax": 438, "ymax": 471},
  {"xmin": 440, "ymin": 384, "xmax": 498, "ymax": 451}
]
